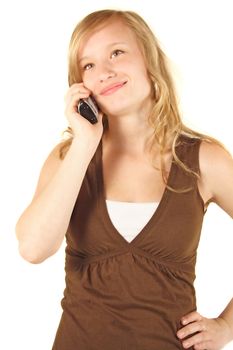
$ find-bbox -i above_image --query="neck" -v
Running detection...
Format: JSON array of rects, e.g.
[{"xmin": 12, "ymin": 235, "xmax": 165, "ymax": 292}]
[
  {"xmin": 103, "ymin": 114, "xmax": 155, "ymax": 155},
  {"xmin": 102, "ymin": 98, "xmax": 157, "ymax": 155}
]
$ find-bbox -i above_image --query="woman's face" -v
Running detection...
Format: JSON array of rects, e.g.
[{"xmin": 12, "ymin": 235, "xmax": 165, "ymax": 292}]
[{"xmin": 78, "ymin": 20, "xmax": 153, "ymax": 117}]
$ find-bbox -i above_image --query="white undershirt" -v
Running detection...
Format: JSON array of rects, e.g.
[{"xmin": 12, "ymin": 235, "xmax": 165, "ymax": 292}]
[{"xmin": 106, "ymin": 200, "xmax": 159, "ymax": 242}]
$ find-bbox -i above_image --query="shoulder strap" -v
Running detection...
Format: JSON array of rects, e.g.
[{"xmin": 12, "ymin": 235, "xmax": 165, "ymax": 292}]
[{"xmin": 176, "ymin": 134, "xmax": 201, "ymax": 175}]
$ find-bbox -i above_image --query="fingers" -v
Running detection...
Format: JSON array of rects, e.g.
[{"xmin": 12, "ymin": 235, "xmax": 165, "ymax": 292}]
[
  {"xmin": 63, "ymin": 83, "xmax": 104, "ymax": 148},
  {"xmin": 193, "ymin": 341, "xmax": 211, "ymax": 350},
  {"xmin": 181, "ymin": 311, "xmax": 203, "ymax": 326},
  {"xmin": 177, "ymin": 313, "xmax": 231, "ymax": 350},
  {"xmin": 177, "ymin": 318, "xmax": 209, "ymax": 349},
  {"xmin": 177, "ymin": 312, "xmax": 206, "ymax": 349},
  {"xmin": 64, "ymin": 83, "xmax": 91, "ymax": 116},
  {"xmin": 65, "ymin": 83, "xmax": 90, "ymax": 101},
  {"xmin": 178, "ymin": 319, "xmax": 207, "ymax": 339},
  {"xmin": 181, "ymin": 332, "xmax": 210, "ymax": 349}
]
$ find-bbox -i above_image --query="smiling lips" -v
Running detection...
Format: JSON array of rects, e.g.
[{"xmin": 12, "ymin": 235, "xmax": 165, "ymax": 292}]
[{"xmin": 100, "ymin": 81, "xmax": 127, "ymax": 96}]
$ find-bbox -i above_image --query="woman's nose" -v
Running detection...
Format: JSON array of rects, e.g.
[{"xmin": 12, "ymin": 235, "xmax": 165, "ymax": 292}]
[{"xmin": 98, "ymin": 64, "xmax": 116, "ymax": 82}]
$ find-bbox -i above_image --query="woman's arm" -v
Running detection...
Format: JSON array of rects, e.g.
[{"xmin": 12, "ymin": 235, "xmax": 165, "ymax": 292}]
[
  {"xmin": 15, "ymin": 139, "xmax": 96, "ymax": 264},
  {"xmin": 177, "ymin": 140, "xmax": 233, "ymax": 349},
  {"xmin": 198, "ymin": 140, "xmax": 233, "ymax": 218},
  {"xmin": 219, "ymin": 298, "xmax": 233, "ymax": 340},
  {"xmin": 16, "ymin": 83, "xmax": 104, "ymax": 264},
  {"xmin": 177, "ymin": 301, "xmax": 233, "ymax": 349}
]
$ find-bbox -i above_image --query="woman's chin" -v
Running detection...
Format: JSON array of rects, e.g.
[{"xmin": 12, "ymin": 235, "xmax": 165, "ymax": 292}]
[{"xmin": 100, "ymin": 103, "xmax": 133, "ymax": 119}]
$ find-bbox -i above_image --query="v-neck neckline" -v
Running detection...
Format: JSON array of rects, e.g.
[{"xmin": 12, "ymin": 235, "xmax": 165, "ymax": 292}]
[{"xmin": 96, "ymin": 139, "xmax": 178, "ymax": 247}]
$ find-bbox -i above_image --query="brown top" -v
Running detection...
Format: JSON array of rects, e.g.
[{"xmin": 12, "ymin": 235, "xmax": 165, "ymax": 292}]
[{"xmin": 52, "ymin": 134, "xmax": 205, "ymax": 350}]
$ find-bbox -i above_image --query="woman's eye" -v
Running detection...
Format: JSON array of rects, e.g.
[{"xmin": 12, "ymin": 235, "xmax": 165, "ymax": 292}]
[
  {"xmin": 83, "ymin": 63, "xmax": 93, "ymax": 71},
  {"xmin": 111, "ymin": 49, "xmax": 124, "ymax": 58}
]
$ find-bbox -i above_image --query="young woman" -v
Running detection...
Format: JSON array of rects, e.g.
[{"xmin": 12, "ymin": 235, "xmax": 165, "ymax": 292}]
[{"xmin": 16, "ymin": 9, "xmax": 233, "ymax": 350}]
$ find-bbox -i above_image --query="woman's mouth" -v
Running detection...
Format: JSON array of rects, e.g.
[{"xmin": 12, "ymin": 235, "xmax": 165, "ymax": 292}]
[{"xmin": 100, "ymin": 81, "xmax": 127, "ymax": 96}]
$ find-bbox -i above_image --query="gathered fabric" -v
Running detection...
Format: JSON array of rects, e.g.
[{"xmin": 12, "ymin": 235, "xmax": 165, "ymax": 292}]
[{"xmin": 52, "ymin": 134, "xmax": 205, "ymax": 350}]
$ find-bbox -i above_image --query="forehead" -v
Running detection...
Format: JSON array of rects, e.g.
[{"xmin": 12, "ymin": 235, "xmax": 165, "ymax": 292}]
[{"xmin": 79, "ymin": 20, "xmax": 139, "ymax": 57}]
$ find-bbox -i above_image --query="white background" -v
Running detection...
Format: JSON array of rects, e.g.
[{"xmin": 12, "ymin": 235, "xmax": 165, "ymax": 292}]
[{"xmin": 0, "ymin": 0, "xmax": 232, "ymax": 349}]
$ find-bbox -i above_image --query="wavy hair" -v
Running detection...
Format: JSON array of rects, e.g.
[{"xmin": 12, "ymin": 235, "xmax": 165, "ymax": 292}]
[{"xmin": 60, "ymin": 9, "xmax": 223, "ymax": 191}]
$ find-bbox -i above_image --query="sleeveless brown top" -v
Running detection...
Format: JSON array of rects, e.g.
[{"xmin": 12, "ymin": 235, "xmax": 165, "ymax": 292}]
[{"xmin": 52, "ymin": 135, "xmax": 205, "ymax": 350}]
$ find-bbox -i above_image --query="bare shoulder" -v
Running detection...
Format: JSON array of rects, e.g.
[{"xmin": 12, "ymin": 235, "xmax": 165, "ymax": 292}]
[
  {"xmin": 32, "ymin": 141, "xmax": 66, "ymax": 200},
  {"xmin": 199, "ymin": 139, "xmax": 233, "ymax": 217},
  {"xmin": 39, "ymin": 141, "xmax": 65, "ymax": 174},
  {"xmin": 199, "ymin": 139, "xmax": 233, "ymax": 175}
]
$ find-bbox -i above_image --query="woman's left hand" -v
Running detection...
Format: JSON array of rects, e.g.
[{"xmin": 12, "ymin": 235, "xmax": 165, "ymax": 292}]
[{"xmin": 177, "ymin": 311, "xmax": 232, "ymax": 349}]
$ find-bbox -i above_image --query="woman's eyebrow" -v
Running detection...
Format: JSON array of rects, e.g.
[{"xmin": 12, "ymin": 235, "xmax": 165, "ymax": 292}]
[
  {"xmin": 108, "ymin": 41, "xmax": 128, "ymax": 47},
  {"xmin": 78, "ymin": 42, "xmax": 128, "ymax": 63}
]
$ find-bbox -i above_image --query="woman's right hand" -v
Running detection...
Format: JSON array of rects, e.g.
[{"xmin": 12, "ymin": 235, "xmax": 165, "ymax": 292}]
[{"xmin": 64, "ymin": 83, "xmax": 104, "ymax": 152}]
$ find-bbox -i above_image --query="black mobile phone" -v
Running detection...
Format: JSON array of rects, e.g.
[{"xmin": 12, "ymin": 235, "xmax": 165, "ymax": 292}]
[{"xmin": 77, "ymin": 96, "xmax": 98, "ymax": 124}]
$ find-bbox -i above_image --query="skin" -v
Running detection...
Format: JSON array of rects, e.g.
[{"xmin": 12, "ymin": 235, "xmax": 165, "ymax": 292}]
[
  {"xmin": 17, "ymin": 18, "xmax": 233, "ymax": 349},
  {"xmin": 78, "ymin": 19, "xmax": 233, "ymax": 349},
  {"xmin": 78, "ymin": 19, "xmax": 155, "ymax": 156}
]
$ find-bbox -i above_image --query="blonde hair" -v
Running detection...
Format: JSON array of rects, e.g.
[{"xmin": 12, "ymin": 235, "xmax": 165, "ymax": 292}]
[{"xmin": 60, "ymin": 9, "xmax": 224, "ymax": 191}]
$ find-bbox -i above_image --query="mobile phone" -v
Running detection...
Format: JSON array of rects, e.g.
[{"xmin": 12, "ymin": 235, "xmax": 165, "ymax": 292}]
[{"xmin": 77, "ymin": 96, "xmax": 98, "ymax": 124}]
